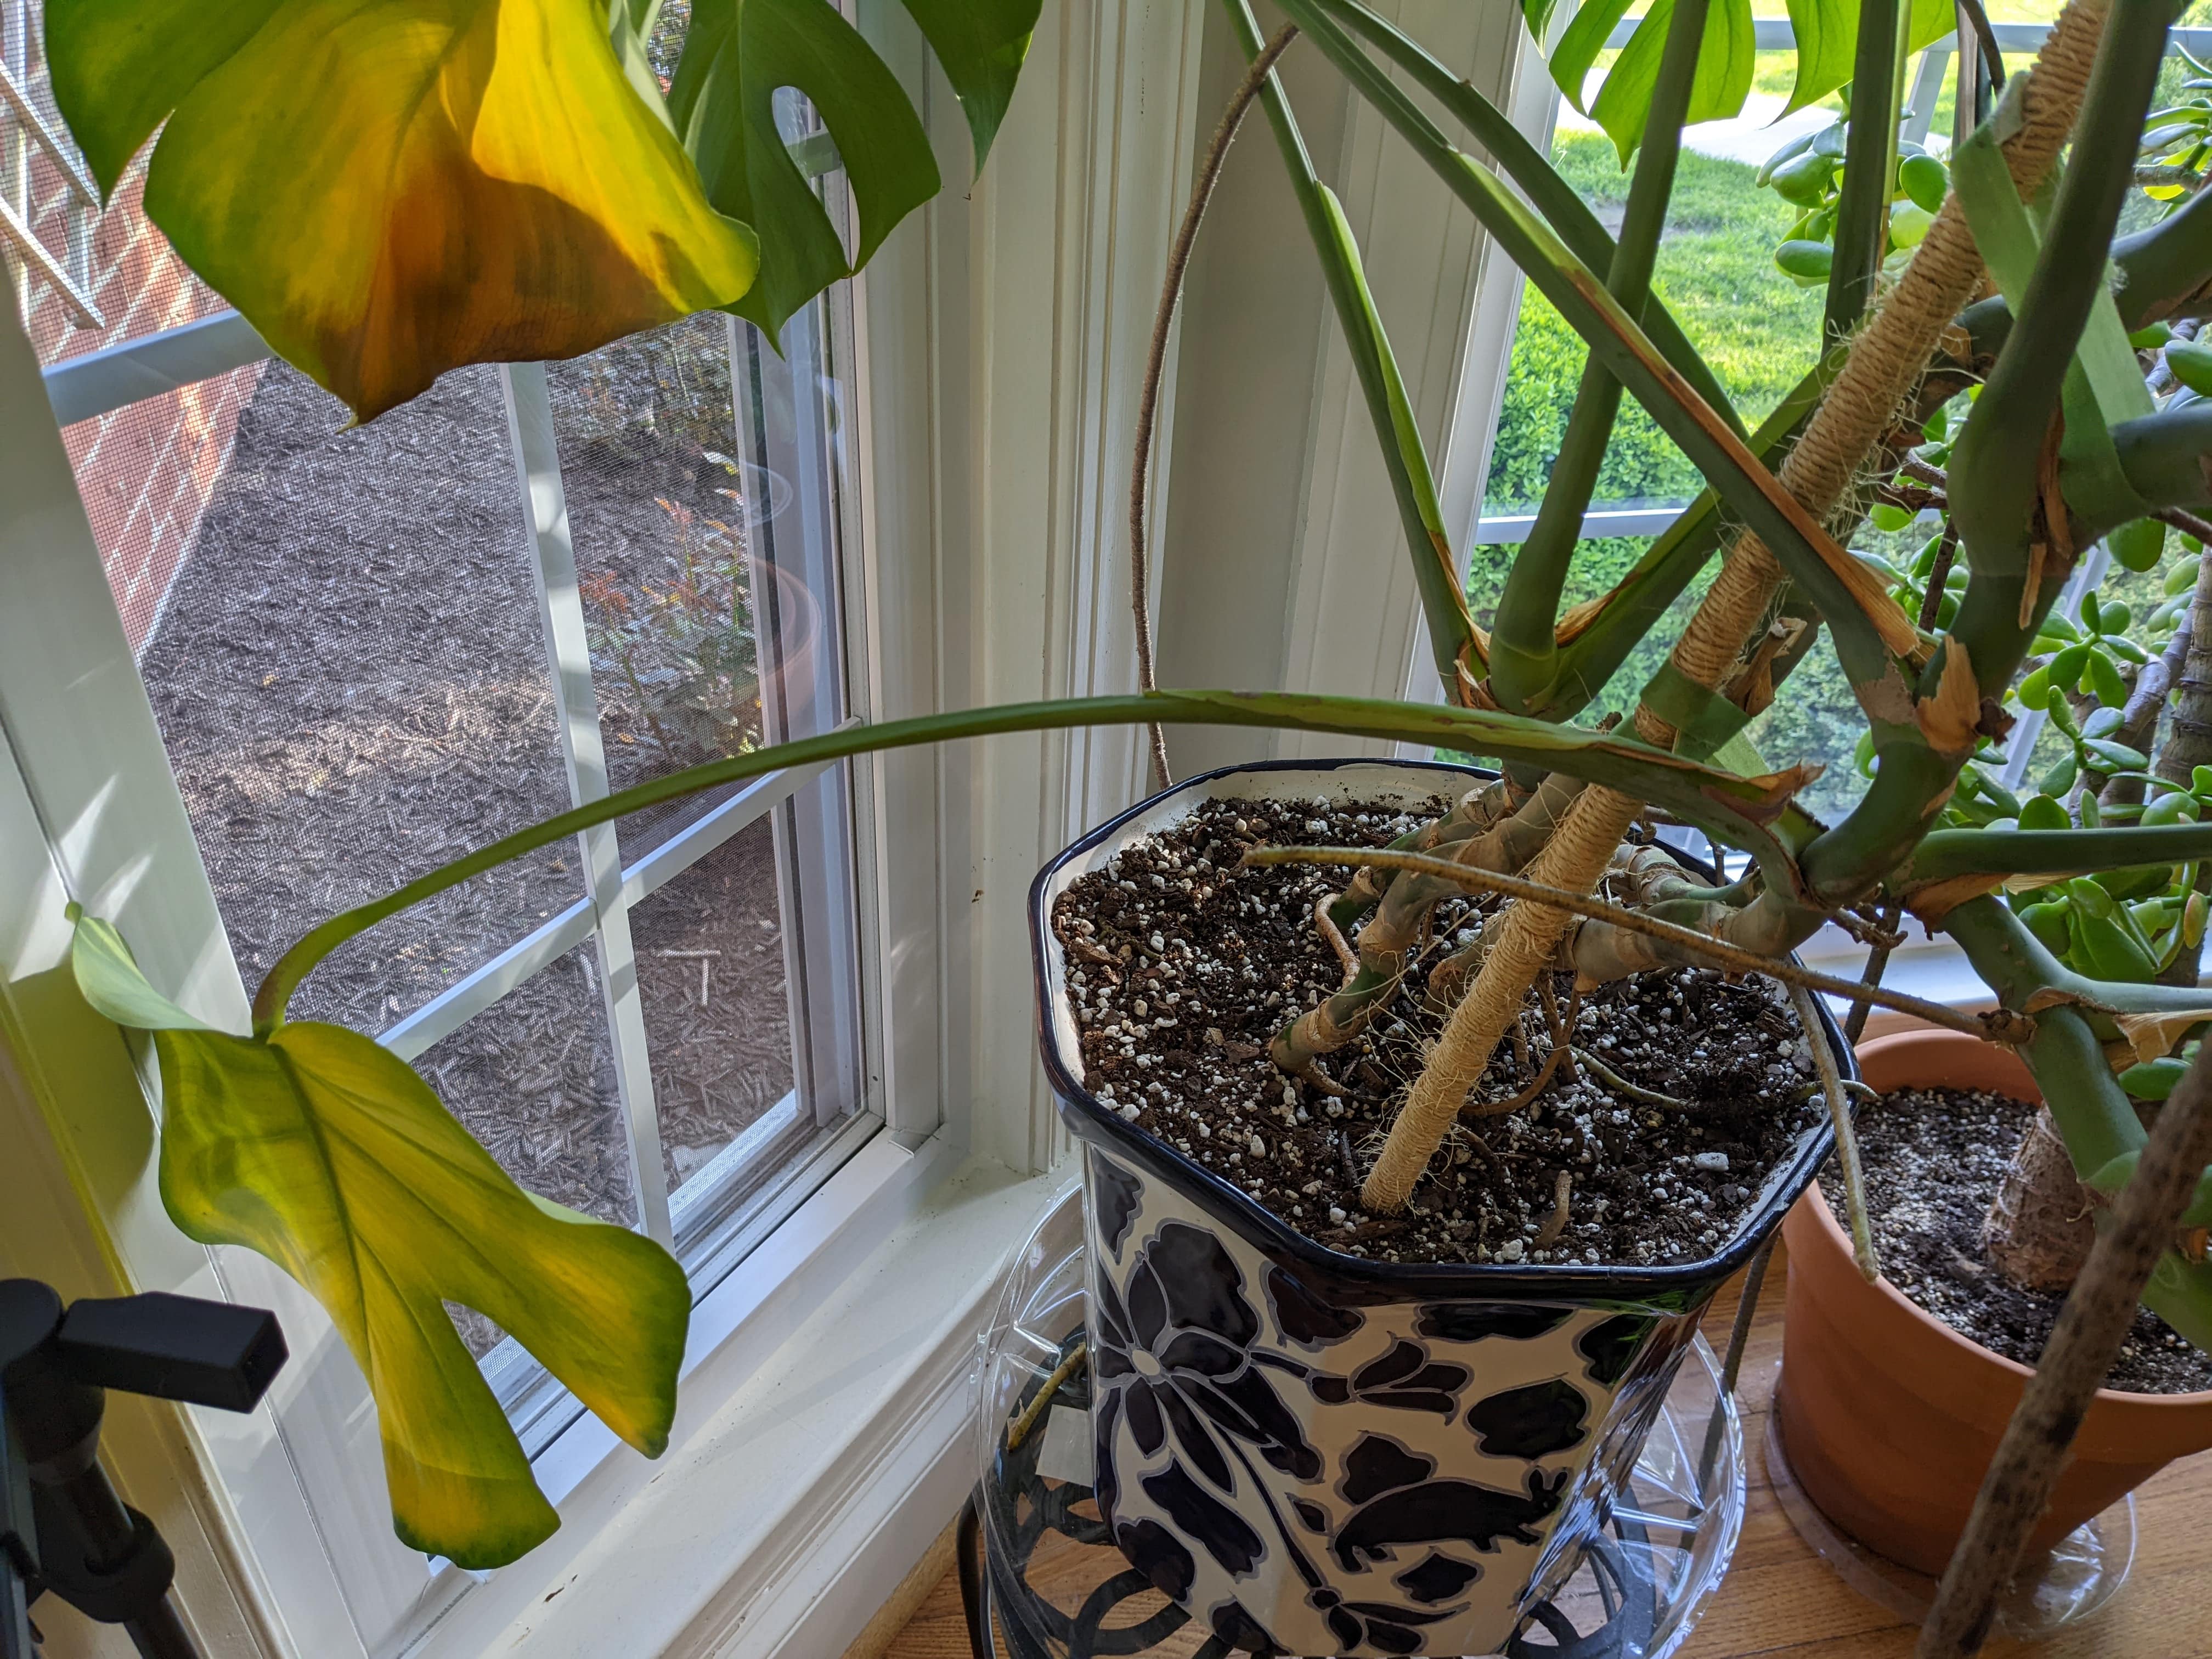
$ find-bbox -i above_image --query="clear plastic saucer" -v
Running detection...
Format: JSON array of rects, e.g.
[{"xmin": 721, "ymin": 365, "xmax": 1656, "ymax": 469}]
[
  {"xmin": 1763, "ymin": 1368, "xmax": 2135, "ymax": 1638},
  {"xmin": 968, "ymin": 1183, "xmax": 1749, "ymax": 1658}
]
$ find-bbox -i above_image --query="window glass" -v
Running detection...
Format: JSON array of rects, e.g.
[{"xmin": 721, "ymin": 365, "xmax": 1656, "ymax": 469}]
[{"xmin": 32, "ymin": 142, "xmax": 874, "ymax": 1371}]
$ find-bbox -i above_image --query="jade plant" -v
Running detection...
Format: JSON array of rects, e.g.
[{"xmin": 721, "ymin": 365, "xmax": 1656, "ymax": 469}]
[{"xmin": 40, "ymin": 0, "xmax": 2212, "ymax": 1626}]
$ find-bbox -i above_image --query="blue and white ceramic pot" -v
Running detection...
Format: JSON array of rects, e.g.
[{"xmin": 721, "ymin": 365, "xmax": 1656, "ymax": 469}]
[{"xmin": 1029, "ymin": 760, "xmax": 1848, "ymax": 1656}]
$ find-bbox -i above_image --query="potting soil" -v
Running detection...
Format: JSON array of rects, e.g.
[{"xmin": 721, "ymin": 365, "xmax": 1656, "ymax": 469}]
[
  {"xmin": 1051, "ymin": 795, "xmax": 1826, "ymax": 1269},
  {"xmin": 1830, "ymin": 1086, "xmax": 2212, "ymax": 1393}
]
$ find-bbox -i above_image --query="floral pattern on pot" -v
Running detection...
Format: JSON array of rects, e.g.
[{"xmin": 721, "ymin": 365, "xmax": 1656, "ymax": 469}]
[{"xmin": 1082, "ymin": 1143, "xmax": 1700, "ymax": 1654}]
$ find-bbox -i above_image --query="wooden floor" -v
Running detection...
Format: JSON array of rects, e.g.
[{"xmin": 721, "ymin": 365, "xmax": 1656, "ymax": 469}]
[{"xmin": 881, "ymin": 1243, "xmax": 2212, "ymax": 1658}]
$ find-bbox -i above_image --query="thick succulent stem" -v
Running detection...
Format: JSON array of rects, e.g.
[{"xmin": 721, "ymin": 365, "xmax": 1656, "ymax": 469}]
[{"xmin": 1983, "ymin": 1106, "xmax": 2098, "ymax": 1291}]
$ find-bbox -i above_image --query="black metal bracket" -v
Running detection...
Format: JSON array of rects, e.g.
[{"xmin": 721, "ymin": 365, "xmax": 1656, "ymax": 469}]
[{"xmin": 0, "ymin": 1281, "xmax": 286, "ymax": 1659}]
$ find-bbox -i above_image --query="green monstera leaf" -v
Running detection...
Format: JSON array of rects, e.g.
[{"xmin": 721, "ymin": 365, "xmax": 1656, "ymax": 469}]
[
  {"xmin": 667, "ymin": 0, "xmax": 1041, "ymax": 339},
  {"xmin": 70, "ymin": 912, "xmax": 689, "ymax": 1568},
  {"xmin": 1525, "ymin": 0, "xmax": 1954, "ymax": 161},
  {"xmin": 46, "ymin": 0, "xmax": 1039, "ymax": 419}
]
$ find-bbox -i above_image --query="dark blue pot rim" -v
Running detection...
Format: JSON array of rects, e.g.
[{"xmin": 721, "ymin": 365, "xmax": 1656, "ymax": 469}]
[{"xmin": 1029, "ymin": 756, "xmax": 1855, "ymax": 1307}]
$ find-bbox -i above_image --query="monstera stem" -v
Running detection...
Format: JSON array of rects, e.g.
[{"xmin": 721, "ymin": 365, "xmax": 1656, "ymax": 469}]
[
  {"xmin": 1355, "ymin": 0, "xmax": 2115, "ymax": 1213},
  {"xmin": 1664, "ymin": 0, "xmax": 2109, "ymax": 718}
]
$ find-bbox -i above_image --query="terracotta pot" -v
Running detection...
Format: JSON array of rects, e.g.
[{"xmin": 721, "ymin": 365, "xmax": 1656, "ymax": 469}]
[
  {"xmin": 1775, "ymin": 1026, "xmax": 2212, "ymax": 1578},
  {"xmin": 1033, "ymin": 759, "xmax": 1849, "ymax": 1654}
]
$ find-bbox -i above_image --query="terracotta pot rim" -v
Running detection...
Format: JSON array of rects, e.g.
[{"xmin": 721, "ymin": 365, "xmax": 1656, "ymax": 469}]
[{"xmin": 1812, "ymin": 1026, "xmax": 2212, "ymax": 1409}]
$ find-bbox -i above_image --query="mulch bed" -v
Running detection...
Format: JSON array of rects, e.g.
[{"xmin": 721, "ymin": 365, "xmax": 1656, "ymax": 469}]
[
  {"xmin": 137, "ymin": 350, "xmax": 793, "ymax": 1261},
  {"xmin": 1049, "ymin": 794, "xmax": 1826, "ymax": 1268},
  {"xmin": 1831, "ymin": 1086, "xmax": 2212, "ymax": 1393}
]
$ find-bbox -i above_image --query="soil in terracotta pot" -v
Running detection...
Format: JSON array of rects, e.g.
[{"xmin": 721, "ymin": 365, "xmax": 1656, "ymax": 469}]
[
  {"xmin": 1826, "ymin": 1085, "xmax": 2212, "ymax": 1393},
  {"xmin": 1050, "ymin": 794, "xmax": 1826, "ymax": 1267}
]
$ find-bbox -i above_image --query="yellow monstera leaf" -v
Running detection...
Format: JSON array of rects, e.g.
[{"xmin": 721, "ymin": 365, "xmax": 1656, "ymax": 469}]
[
  {"xmin": 46, "ymin": 0, "xmax": 759, "ymax": 421},
  {"xmin": 71, "ymin": 912, "xmax": 689, "ymax": 1567}
]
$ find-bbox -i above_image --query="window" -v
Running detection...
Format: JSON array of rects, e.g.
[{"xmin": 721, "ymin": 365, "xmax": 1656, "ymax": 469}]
[{"xmin": 4, "ymin": 0, "xmax": 911, "ymax": 1639}]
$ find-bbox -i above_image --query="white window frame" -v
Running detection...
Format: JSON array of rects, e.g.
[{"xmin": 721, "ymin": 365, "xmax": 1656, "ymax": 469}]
[{"xmin": 0, "ymin": 72, "xmax": 935, "ymax": 1659}]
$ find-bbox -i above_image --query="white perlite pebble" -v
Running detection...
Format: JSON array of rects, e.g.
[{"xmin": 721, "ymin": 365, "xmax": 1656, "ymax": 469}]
[
  {"xmin": 1132, "ymin": 998, "xmax": 1149, "ymax": 1017},
  {"xmin": 1327, "ymin": 1206, "xmax": 1347, "ymax": 1224},
  {"xmin": 1305, "ymin": 818, "xmax": 1329, "ymax": 836},
  {"xmin": 1497, "ymin": 1239, "xmax": 1526, "ymax": 1262},
  {"xmin": 1693, "ymin": 1151, "xmax": 1731, "ymax": 1172},
  {"xmin": 1249, "ymin": 1135, "xmax": 1267, "ymax": 1159},
  {"xmin": 1119, "ymin": 1103, "xmax": 1141, "ymax": 1121}
]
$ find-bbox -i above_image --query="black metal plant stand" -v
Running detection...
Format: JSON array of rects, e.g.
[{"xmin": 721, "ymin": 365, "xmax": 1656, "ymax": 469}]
[
  {"xmin": 958, "ymin": 1331, "xmax": 1667, "ymax": 1659},
  {"xmin": 0, "ymin": 1280, "xmax": 286, "ymax": 1659}
]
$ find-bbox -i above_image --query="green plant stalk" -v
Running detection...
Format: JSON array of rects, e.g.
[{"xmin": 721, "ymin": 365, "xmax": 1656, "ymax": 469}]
[
  {"xmin": 250, "ymin": 687, "xmax": 1808, "ymax": 1032},
  {"xmin": 1300, "ymin": 0, "xmax": 1743, "ymax": 432},
  {"xmin": 2106, "ymin": 402, "xmax": 2212, "ymax": 506},
  {"xmin": 1801, "ymin": 1, "xmax": 2175, "ymax": 906},
  {"xmin": 1488, "ymin": 0, "xmax": 1711, "ymax": 720},
  {"xmin": 1949, "ymin": 0, "xmax": 2172, "ymax": 597},
  {"xmin": 1278, "ymin": 3, "xmax": 1915, "ymax": 697},
  {"xmin": 1537, "ymin": 348, "xmax": 1846, "ymax": 723},
  {"xmin": 1826, "ymin": 0, "xmax": 1912, "ymax": 341},
  {"xmin": 1945, "ymin": 183, "xmax": 2212, "ymax": 374},
  {"xmin": 1911, "ymin": 820, "xmax": 2212, "ymax": 879},
  {"xmin": 1219, "ymin": 0, "xmax": 1479, "ymax": 694}
]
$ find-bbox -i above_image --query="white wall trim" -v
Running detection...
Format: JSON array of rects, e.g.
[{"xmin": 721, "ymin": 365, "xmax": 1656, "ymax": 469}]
[
  {"xmin": 0, "ymin": 278, "xmax": 371, "ymax": 1659},
  {"xmin": 957, "ymin": 0, "xmax": 1212, "ymax": 1176},
  {"xmin": 1156, "ymin": 4, "xmax": 1537, "ymax": 776},
  {"xmin": 1277, "ymin": 1, "xmax": 1521, "ymax": 750}
]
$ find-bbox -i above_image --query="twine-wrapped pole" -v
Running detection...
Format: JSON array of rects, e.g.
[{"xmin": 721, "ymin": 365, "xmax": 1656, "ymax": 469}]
[{"xmin": 1358, "ymin": 0, "xmax": 2111, "ymax": 1212}]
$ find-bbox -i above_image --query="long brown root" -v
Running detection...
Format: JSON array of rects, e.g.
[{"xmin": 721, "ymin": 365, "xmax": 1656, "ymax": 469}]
[{"xmin": 1363, "ymin": 786, "xmax": 1640, "ymax": 1210}]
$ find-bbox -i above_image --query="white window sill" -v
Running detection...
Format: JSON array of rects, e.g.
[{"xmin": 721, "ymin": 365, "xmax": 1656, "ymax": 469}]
[
  {"xmin": 1795, "ymin": 919, "xmax": 1994, "ymax": 1012},
  {"xmin": 396, "ymin": 1148, "xmax": 1065, "ymax": 1659}
]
